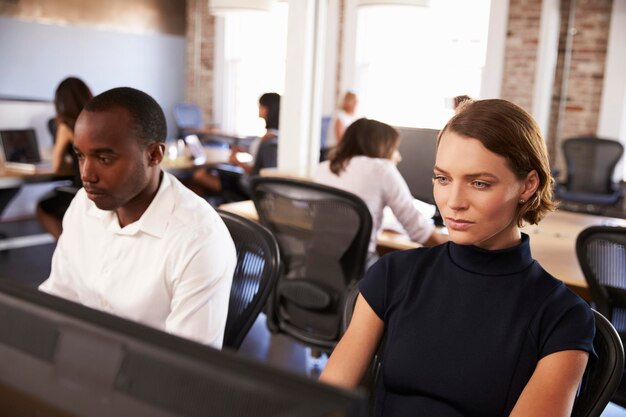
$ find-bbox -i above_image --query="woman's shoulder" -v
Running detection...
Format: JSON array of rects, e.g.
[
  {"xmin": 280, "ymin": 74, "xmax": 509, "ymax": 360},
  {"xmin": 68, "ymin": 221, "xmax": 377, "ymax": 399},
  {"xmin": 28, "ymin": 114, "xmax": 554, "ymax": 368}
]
[
  {"xmin": 375, "ymin": 243, "xmax": 448, "ymax": 273},
  {"xmin": 361, "ymin": 244, "xmax": 448, "ymax": 296},
  {"xmin": 525, "ymin": 262, "xmax": 593, "ymax": 324},
  {"xmin": 312, "ymin": 160, "xmax": 333, "ymax": 179},
  {"xmin": 350, "ymin": 156, "xmax": 395, "ymax": 170},
  {"xmin": 56, "ymin": 121, "xmax": 73, "ymax": 138}
]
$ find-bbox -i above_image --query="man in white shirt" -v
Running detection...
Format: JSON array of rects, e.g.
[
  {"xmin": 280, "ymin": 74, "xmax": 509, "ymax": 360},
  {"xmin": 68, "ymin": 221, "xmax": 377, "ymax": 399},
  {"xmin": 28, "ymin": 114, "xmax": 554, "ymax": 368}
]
[{"xmin": 39, "ymin": 87, "xmax": 236, "ymax": 349}]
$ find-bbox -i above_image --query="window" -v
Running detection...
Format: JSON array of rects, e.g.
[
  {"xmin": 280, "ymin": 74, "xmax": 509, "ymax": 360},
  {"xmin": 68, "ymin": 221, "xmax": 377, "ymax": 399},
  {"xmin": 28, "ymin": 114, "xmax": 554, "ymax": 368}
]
[
  {"xmin": 220, "ymin": 4, "xmax": 288, "ymax": 136},
  {"xmin": 355, "ymin": 1, "xmax": 491, "ymax": 129}
]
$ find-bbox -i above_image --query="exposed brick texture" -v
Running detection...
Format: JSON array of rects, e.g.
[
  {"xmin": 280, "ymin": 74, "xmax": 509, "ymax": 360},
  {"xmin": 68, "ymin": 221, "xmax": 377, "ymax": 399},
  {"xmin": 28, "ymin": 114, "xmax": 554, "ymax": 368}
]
[
  {"xmin": 186, "ymin": 0, "xmax": 615, "ymax": 169},
  {"xmin": 185, "ymin": 0, "xmax": 215, "ymax": 128},
  {"xmin": 558, "ymin": 0, "xmax": 613, "ymax": 141},
  {"xmin": 502, "ymin": 0, "xmax": 613, "ymax": 176},
  {"xmin": 501, "ymin": 0, "xmax": 544, "ymax": 113}
]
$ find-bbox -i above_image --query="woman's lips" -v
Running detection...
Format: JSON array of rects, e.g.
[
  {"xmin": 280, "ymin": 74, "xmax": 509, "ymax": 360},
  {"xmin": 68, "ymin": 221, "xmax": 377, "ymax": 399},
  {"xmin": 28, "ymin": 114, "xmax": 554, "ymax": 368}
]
[{"xmin": 445, "ymin": 217, "xmax": 474, "ymax": 231}]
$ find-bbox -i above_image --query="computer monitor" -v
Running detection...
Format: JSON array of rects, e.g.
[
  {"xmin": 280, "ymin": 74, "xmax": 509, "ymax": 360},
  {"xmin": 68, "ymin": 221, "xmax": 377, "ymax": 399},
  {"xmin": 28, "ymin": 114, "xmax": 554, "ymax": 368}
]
[
  {"xmin": 0, "ymin": 128, "xmax": 43, "ymax": 163},
  {"xmin": 394, "ymin": 126, "xmax": 439, "ymax": 206},
  {"xmin": 0, "ymin": 280, "xmax": 366, "ymax": 417}
]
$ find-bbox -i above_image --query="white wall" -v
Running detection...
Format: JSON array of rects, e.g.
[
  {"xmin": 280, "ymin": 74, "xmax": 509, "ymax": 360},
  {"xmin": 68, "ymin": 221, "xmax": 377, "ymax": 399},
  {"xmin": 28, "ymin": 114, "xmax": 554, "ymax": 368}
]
[
  {"xmin": 0, "ymin": 17, "xmax": 187, "ymax": 221},
  {"xmin": 480, "ymin": 0, "xmax": 509, "ymax": 99},
  {"xmin": 0, "ymin": 17, "xmax": 186, "ymax": 139},
  {"xmin": 0, "ymin": 100, "xmax": 55, "ymax": 148},
  {"xmin": 598, "ymin": 0, "xmax": 626, "ymax": 180}
]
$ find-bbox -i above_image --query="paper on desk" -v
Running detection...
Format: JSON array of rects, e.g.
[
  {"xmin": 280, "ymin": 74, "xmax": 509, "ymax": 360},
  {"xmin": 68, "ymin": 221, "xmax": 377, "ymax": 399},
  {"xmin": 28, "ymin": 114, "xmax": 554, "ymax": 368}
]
[{"xmin": 382, "ymin": 199, "xmax": 437, "ymax": 234}]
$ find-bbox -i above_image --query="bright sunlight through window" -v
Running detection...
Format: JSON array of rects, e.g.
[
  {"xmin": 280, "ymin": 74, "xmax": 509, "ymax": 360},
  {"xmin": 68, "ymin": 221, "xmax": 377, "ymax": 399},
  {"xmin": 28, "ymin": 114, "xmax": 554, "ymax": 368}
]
[
  {"xmin": 355, "ymin": 0, "xmax": 491, "ymax": 129},
  {"xmin": 222, "ymin": 3, "xmax": 288, "ymax": 136}
]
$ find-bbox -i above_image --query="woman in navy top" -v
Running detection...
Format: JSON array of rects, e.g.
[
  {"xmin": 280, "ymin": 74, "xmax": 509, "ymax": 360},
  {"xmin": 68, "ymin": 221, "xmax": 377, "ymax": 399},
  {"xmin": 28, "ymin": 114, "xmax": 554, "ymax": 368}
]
[{"xmin": 320, "ymin": 99, "xmax": 595, "ymax": 417}]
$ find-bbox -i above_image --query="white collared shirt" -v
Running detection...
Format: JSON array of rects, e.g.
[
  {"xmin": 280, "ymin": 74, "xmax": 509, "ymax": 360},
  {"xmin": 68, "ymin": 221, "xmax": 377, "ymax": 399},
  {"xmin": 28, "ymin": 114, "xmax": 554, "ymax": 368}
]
[
  {"xmin": 39, "ymin": 172, "xmax": 236, "ymax": 349},
  {"xmin": 314, "ymin": 156, "xmax": 435, "ymax": 252}
]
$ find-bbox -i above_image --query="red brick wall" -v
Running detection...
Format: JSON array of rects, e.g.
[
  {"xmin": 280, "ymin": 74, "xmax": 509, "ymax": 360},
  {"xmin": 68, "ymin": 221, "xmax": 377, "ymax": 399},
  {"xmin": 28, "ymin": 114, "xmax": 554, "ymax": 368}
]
[
  {"xmin": 185, "ymin": 0, "xmax": 615, "ymax": 152},
  {"xmin": 185, "ymin": 0, "xmax": 215, "ymax": 127},
  {"xmin": 559, "ymin": 0, "xmax": 613, "ymax": 140},
  {"xmin": 547, "ymin": 0, "xmax": 575, "ymax": 164},
  {"xmin": 501, "ymin": 0, "xmax": 544, "ymax": 113},
  {"xmin": 502, "ymin": 0, "xmax": 613, "ymax": 173}
]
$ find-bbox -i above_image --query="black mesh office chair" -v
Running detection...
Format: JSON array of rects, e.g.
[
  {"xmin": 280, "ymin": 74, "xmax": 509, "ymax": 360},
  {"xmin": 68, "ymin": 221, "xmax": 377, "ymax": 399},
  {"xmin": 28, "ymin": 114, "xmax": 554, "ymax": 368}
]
[
  {"xmin": 342, "ymin": 282, "xmax": 624, "ymax": 417},
  {"xmin": 555, "ymin": 137, "xmax": 624, "ymax": 210},
  {"xmin": 0, "ymin": 185, "xmax": 21, "ymax": 243},
  {"xmin": 218, "ymin": 209, "xmax": 281, "ymax": 351},
  {"xmin": 577, "ymin": 225, "xmax": 626, "ymax": 407},
  {"xmin": 571, "ymin": 310, "xmax": 624, "ymax": 417},
  {"xmin": 250, "ymin": 177, "xmax": 372, "ymax": 352}
]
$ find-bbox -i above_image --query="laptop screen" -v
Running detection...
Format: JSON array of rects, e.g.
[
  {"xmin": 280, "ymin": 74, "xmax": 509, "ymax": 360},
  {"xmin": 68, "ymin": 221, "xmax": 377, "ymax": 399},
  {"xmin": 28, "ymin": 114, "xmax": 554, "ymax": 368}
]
[{"xmin": 0, "ymin": 129, "xmax": 42, "ymax": 163}]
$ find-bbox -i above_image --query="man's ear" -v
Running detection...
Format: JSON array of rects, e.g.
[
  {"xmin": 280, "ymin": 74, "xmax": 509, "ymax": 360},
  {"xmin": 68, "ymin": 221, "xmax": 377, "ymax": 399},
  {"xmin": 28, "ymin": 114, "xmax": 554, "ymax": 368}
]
[{"xmin": 147, "ymin": 142, "xmax": 165, "ymax": 166}]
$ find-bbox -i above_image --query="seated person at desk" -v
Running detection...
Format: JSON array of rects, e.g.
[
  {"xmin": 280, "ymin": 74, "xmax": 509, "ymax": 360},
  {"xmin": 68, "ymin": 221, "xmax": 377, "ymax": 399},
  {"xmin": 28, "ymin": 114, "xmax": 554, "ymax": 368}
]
[
  {"xmin": 39, "ymin": 87, "xmax": 236, "ymax": 348},
  {"xmin": 320, "ymin": 99, "xmax": 595, "ymax": 417},
  {"xmin": 37, "ymin": 77, "xmax": 93, "ymax": 239},
  {"xmin": 314, "ymin": 118, "xmax": 447, "ymax": 266},
  {"xmin": 190, "ymin": 92, "xmax": 280, "ymax": 198}
]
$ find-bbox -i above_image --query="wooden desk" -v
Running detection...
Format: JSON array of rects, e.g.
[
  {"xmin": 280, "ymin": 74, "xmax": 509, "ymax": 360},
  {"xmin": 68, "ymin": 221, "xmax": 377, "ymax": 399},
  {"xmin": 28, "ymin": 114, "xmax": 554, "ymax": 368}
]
[
  {"xmin": 0, "ymin": 165, "xmax": 74, "ymax": 184},
  {"xmin": 219, "ymin": 200, "xmax": 626, "ymax": 300}
]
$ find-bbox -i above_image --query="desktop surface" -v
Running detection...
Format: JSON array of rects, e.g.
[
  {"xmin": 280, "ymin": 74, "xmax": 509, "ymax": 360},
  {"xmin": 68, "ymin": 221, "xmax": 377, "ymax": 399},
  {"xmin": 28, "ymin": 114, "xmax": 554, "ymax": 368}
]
[{"xmin": 218, "ymin": 200, "xmax": 626, "ymax": 300}]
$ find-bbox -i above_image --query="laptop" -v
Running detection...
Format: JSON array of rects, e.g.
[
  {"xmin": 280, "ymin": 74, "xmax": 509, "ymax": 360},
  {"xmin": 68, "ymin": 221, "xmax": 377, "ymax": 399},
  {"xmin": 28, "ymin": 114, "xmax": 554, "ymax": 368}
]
[{"xmin": 0, "ymin": 129, "xmax": 52, "ymax": 172}]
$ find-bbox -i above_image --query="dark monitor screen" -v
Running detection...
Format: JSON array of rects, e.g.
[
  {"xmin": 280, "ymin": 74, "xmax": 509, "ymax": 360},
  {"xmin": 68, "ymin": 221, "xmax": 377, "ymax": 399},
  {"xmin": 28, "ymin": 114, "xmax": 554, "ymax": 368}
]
[
  {"xmin": 394, "ymin": 126, "xmax": 439, "ymax": 206},
  {"xmin": 0, "ymin": 280, "xmax": 366, "ymax": 417},
  {"xmin": 0, "ymin": 128, "xmax": 42, "ymax": 163}
]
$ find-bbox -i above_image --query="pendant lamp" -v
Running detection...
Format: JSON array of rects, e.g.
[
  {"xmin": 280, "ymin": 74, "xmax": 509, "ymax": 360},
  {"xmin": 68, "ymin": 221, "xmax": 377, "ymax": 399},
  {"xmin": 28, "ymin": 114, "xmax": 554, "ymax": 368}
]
[
  {"xmin": 357, "ymin": 0, "xmax": 429, "ymax": 6},
  {"xmin": 208, "ymin": 0, "xmax": 276, "ymax": 15}
]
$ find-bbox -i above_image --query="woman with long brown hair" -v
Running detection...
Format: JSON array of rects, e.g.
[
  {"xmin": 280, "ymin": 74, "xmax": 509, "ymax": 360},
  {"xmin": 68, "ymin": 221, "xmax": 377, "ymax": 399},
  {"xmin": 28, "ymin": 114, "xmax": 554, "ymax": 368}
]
[
  {"xmin": 37, "ymin": 77, "xmax": 93, "ymax": 239},
  {"xmin": 314, "ymin": 117, "xmax": 446, "ymax": 267}
]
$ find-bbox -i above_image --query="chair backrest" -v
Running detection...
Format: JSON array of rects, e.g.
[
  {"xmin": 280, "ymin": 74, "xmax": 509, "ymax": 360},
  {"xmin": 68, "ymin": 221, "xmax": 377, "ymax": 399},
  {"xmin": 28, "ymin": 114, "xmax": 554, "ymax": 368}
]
[
  {"xmin": 250, "ymin": 176, "xmax": 373, "ymax": 351},
  {"xmin": 47, "ymin": 117, "xmax": 57, "ymax": 141},
  {"xmin": 576, "ymin": 226, "xmax": 626, "ymax": 332},
  {"xmin": 173, "ymin": 103, "xmax": 203, "ymax": 131},
  {"xmin": 571, "ymin": 310, "xmax": 624, "ymax": 417},
  {"xmin": 563, "ymin": 137, "xmax": 624, "ymax": 194},
  {"xmin": 0, "ymin": 187, "xmax": 21, "ymax": 215},
  {"xmin": 218, "ymin": 209, "xmax": 281, "ymax": 350}
]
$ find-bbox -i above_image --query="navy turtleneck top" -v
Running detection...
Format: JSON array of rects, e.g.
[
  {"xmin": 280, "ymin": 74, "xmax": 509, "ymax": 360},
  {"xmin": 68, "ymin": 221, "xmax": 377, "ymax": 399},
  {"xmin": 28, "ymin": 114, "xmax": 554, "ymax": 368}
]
[{"xmin": 359, "ymin": 233, "xmax": 595, "ymax": 417}]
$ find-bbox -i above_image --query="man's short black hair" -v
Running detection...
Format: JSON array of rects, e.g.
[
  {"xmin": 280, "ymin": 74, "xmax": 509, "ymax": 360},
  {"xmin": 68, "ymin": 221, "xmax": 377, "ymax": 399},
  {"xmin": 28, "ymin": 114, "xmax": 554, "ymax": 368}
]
[{"xmin": 83, "ymin": 87, "xmax": 167, "ymax": 145}]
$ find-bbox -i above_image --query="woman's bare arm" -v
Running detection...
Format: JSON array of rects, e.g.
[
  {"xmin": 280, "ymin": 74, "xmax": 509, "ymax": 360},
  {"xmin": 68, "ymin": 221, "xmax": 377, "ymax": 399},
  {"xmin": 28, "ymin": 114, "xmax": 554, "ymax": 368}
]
[
  {"xmin": 509, "ymin": 350, "xmax": 589, "ymax": 417},
  {"xmin": 51, "ymin": 122, "xmax": 73, "ymax": 172},
  {"xmin": 320, "ymin": 294, "xmax": 384, "ymax": 388}
]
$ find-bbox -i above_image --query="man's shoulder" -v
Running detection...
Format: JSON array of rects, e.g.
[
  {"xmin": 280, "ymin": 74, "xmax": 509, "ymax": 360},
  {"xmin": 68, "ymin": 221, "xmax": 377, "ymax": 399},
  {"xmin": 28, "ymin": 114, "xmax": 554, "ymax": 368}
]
[{"xmin": 166, "ymin": 174, "xmax": 225, "ymax": 234}]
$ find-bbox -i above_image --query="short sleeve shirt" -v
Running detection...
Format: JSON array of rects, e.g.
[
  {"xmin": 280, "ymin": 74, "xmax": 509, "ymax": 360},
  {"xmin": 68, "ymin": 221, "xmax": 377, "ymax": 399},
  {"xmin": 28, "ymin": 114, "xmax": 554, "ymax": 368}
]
[{"xmin": 359, "ymin": 234, "xmax": 595, "ymax": 417}]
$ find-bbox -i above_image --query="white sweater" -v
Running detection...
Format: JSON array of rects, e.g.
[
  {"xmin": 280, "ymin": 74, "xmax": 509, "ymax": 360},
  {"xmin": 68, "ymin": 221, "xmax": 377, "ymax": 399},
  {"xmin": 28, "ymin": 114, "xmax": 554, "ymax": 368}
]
[{"xmin": 313, "ymin": 156, "xmax": 435, "ymax": 252}]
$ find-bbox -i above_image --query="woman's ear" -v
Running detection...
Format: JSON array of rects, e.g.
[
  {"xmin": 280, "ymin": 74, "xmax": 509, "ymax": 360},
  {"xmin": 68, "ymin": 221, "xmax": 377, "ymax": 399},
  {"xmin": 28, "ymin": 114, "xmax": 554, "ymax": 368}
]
[{"xmin": 520, "ymin": 170, "xmax": 540, "ymax": 202}]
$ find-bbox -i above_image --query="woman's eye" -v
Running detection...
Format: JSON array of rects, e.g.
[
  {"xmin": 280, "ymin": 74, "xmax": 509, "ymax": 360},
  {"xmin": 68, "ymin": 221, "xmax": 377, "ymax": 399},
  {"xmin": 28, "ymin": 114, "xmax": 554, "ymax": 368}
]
[
  {"xmin": 433, "ymin": 175, "xmax": 449, "ymax": 184},
  {"xmin": 472, "ymin": 180, "xmax": 490, "ymax": 189}
]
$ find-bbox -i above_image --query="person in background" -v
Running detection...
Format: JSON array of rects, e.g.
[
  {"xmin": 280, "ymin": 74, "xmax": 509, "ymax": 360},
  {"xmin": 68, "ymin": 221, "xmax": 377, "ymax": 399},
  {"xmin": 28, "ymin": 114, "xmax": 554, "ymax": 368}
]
[
  {"xmin": 314, "ymin": 117, "xmax": 447, "ymax": 268},
  {"xmin": 39, "ymin": 87, "xmax": 235, "ymax": 348},
  {"xmin": 325, "ymin": 91, "xmax": 358, "ymax": 149},
  {"xmin": 453, "ymin": 94, "xmax": 472, "ymax": 112},
  {"xmin": 190, "ymin": 92, "xmax": 280, "ymax": 197},
  {"xmin": 320, "ymin": 99, "xmax": 595, "ymax": 417},
  {"xmin": 36, "ymin": 77, "xmax": 93, "ymax": 239},
  {"xmin": 333, "ymin": 91, "xmax": 358, "ymax": 144}
]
